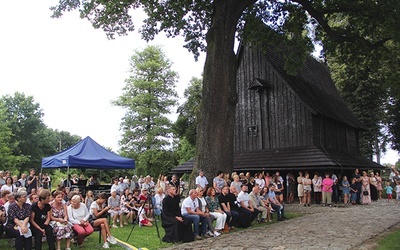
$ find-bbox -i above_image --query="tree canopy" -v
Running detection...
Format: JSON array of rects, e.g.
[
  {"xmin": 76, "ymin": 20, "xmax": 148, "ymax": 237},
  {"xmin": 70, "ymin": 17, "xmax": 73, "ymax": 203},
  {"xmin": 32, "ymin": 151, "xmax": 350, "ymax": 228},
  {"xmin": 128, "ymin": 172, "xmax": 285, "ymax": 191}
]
[
  {"xmin": 113, "ymin": 45, "xmax": 178, "ymax": 176},
  {"xmin": 51, "ymin": 0, "xmax": 400, "ymax": 177}
]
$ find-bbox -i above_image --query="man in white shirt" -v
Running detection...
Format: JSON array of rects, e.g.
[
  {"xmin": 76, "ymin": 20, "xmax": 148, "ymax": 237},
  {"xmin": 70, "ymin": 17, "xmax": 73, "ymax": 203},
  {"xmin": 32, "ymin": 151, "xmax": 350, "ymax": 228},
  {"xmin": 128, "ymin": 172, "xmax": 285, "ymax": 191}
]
[
  {"xmin": 237, "ymin": 184, "xmax": 259, "ymax": 227},
  {"xmin": 195, "ymin": 170, "xmax": 208, "ymax": 190},
  {"xmin": 181, "ymin": 189, "xmax": 207, "ymax": 240}
]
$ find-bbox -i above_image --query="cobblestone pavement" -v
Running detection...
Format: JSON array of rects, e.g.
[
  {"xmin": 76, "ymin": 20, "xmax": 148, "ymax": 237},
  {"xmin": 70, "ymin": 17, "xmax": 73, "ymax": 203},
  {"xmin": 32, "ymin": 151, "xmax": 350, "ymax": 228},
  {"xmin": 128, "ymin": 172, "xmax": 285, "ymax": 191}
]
[{"xmin": 161, "ymin": 200, "xmax": 400, "ymax": 250}]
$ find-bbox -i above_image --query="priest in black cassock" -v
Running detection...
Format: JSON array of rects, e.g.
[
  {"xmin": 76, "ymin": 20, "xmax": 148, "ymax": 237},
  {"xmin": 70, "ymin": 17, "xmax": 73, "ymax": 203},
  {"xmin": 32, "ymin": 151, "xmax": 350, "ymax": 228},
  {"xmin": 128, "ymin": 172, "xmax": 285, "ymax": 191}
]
[{"xmin": 161, "ymin": 185, "xmax": 193, "ymax": 243}]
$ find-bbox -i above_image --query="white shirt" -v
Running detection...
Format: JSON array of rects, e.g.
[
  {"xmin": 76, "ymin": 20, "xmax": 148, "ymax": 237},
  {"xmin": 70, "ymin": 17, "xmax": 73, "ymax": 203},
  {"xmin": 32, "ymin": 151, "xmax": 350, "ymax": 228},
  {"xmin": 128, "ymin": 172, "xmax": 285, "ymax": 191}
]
[
  {"xmin": 237, "ymin": 191, "xmax": 250, "ymax": 207},
  {"xmin": 255, "ymin": 178, "xmax": 265, "ymax": 189},
  {"xmin": 181, "ymin": 196, "xmax": 198, "ymax": 215},
  {"xmin": 67, "ymin": 203, "xmax": 90, "ymax": 224},
  {"xmin": 195, "ymin": 175, "xmax": 209, "ymax": 189}
]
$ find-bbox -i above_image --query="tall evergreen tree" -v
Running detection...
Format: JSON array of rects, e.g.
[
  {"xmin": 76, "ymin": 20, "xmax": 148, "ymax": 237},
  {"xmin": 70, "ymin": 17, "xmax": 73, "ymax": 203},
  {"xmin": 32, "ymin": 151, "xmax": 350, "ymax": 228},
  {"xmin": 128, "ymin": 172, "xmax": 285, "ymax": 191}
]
[{"xmin": 113, "ymin": 45, "xmax": 178, "ymax": 176}]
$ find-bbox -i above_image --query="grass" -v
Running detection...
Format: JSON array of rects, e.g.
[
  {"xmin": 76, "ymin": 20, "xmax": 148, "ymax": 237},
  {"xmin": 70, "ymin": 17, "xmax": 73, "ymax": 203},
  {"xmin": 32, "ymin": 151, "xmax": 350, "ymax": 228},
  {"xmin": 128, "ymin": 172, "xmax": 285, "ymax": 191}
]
[
  {"xmin": 0, "ymin": 213, "xmax": 301, "ymax": 250},
  {"xmin": 376, "ymin": 228, "xmax": 400, "ymax": 250}
]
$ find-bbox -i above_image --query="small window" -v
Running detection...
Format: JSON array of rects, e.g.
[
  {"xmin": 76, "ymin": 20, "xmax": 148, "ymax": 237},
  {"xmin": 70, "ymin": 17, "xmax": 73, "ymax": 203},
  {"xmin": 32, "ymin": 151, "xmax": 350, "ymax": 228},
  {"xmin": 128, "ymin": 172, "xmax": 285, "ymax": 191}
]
[{"xmin": 247, "ymin": 125, "xmax": 257, "ymax": 137}]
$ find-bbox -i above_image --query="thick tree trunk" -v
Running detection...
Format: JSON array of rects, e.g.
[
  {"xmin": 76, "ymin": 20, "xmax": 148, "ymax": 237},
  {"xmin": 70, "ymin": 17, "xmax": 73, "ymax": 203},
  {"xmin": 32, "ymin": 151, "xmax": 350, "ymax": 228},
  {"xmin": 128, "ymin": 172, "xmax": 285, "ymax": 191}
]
[{"xmin": 195, "ymin": 1, "xmax": 242, "ymax": 180}]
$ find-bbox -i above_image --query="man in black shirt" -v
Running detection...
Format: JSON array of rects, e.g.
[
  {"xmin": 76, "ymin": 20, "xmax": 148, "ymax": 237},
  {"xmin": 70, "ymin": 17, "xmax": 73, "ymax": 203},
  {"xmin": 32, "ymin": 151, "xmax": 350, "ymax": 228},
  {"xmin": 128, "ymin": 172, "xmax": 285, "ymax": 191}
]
[{"xmin": 218, "ymin": 185, "xmax": 239, "ymax": 229}]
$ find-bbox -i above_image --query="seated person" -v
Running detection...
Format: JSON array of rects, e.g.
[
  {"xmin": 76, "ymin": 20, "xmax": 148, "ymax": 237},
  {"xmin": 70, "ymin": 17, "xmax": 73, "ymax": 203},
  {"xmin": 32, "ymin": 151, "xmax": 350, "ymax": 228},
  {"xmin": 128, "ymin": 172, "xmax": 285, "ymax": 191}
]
[
  {"xmin": 161, "ymin": 185, "xmax": 192, "ymax": 243},
  {"xmin": 50, "ymin": 191, "xmax": 73, "ymax": 250},
  {"xmin": 107, "ymin": 190, "xmax": 123, "ymax": 228},
  {"xmin": 237, "ymin": 184, "xmax": 260, "ymax": 227},
  {"xmin": 90, "ymin": 192, "xmax": 117, "ymax": 249},
  {"xmin": 181, "ymin": 189, "xmax": 207, "ymax": 240},
  {"xmin": 249, "ymin": 184, "xmax": 271, "ymax": 223},
  {"xmin": 218, "ymin": 185, "xmax": 239, "ymax": 229},
  {"xmin": 196, "ymin": 187, "xmax": 220, "ymax": 237},
  {"xmin": 30, "ymin": 189, "xmax": 56, "ymax": 250},
  {"xmin": 268, "ymin": 184, "xmax": 287, "ymax": 221},
  {"xmin": 5, "ymin": 190, "xmax": 32, "ymax": 250},
  {"xmin": 0, "ymin": 204, "xmax": 5, "ymax": 237},
  {"xmin": 67, "ymin": 195, "xmax": 93, "ymax": 247}
]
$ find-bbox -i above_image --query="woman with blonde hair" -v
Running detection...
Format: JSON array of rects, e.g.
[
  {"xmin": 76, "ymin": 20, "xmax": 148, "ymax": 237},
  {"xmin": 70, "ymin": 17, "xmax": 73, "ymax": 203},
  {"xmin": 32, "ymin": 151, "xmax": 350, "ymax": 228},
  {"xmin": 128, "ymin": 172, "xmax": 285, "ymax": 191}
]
[{"xmin": 67, "ymin": 195, "xmax": 93, "ymax": 247}]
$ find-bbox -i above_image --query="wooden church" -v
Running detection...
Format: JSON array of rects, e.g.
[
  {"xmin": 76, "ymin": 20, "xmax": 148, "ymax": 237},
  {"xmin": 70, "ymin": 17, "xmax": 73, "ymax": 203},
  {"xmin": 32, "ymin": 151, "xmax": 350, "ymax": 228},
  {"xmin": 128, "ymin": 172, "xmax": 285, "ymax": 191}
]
[{"xmin": 173, "ymin": 44, "xmax": 383, "ymax": 175}]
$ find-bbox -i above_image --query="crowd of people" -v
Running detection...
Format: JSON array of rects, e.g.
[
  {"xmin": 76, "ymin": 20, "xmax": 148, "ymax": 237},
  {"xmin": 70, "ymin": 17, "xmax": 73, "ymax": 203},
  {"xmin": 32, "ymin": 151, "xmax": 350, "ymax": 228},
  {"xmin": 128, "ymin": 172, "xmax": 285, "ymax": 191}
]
[{"xmin": 0, "ymin": 166, "xmax": 398, "ymax": 248}]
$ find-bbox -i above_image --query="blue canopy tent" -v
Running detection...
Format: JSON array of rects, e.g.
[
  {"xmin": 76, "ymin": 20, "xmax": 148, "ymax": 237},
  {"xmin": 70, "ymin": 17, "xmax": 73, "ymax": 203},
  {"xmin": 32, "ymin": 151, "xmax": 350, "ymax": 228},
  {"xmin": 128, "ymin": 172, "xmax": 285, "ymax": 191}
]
[{"xmin": 42, "ymin": 136, "xmax": 135, "ymax": 170}]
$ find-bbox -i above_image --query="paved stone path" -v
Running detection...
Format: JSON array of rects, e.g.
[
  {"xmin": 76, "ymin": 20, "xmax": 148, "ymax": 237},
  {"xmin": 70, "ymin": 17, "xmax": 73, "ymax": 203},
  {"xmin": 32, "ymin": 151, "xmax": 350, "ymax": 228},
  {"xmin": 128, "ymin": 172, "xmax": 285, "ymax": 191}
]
[{"xmin": 161, "ymin": 200, "xmax": 400, "ymax": 250}]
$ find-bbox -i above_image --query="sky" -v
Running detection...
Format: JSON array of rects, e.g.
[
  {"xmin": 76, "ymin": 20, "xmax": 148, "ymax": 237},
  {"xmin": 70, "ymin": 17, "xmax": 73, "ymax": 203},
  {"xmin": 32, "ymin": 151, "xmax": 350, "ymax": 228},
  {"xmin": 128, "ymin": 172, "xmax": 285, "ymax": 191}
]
[
  {"xmin": 0, "ymin": 0, "xmax": 205, "ymax": 152},
  {"xmin": 0, "ymin": 1, "xmax": 398, "ymax": 165}
]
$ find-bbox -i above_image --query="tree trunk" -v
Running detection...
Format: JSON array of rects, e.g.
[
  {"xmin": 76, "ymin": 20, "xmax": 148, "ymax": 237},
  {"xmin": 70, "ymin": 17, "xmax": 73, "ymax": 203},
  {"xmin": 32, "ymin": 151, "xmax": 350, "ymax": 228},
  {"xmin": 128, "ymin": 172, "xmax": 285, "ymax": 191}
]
[{"xmin": 194, "ymin": 1, "xmax": 242, "ymax": 181}]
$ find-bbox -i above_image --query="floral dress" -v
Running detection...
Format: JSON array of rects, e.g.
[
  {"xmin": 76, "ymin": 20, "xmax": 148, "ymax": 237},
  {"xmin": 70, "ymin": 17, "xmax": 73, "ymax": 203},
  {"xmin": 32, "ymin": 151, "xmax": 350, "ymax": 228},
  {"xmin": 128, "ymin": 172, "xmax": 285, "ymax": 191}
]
[{"xmin": 51, "ymin": 205, "xmax": 73, "ymax": 240}]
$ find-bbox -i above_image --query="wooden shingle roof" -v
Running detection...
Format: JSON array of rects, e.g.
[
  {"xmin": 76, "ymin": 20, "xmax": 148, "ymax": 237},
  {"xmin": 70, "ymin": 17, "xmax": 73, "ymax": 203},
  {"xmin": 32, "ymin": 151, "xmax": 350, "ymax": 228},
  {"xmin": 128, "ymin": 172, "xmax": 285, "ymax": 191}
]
[
  {"xmin": 264, "ymin": 47, "xmax": 366, "ymax": 129},
  {"xmin": 171, "ymin": 146, "xmax": 383, "ymax": 174}
]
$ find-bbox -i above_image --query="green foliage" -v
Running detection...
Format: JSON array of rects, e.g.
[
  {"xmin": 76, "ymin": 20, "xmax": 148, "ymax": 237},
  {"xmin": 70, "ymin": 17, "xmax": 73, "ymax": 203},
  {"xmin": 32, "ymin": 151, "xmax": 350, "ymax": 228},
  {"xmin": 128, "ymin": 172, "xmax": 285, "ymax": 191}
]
[
  {"xmin": 113, "ymin": 45, "xmax": 178, "ymax": 177},
  {"xmin": 0, "ymin": 92, "xmax": 81, "ymax": 174},
  {"xmin": 174, "ymin": 77, "xmax": 202, "ymax": 147},
  {"xmin": 50, "ymin": 0, "xmax": 400, "ymax": 173}
]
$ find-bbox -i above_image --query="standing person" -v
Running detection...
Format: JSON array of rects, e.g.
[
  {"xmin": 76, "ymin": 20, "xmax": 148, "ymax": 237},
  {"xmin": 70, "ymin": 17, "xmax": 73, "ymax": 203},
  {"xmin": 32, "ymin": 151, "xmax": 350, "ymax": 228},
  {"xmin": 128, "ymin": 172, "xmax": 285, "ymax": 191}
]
[
  {"xmin": 369, "ymin": 172, "xmax": 378, "ymax": 201},
  {"xmin": 50, "ymin": 191, "xmax": 73, "ymax": 250},
  {"xmin": 312, "ymin": 174, "xmax": 322, "ymax": 204},
  {"xmin": 18, "ymin": 174, "xmax": 27, "ymax": 189},
  {"xmin": 218, "ymin": 185, "xmax": 239, "ymax": 230},
  {"xmin": 341, "ymin": 176, "xmax": 350, "ymax": 205},
  {"xmin": 30, "ymin": 190, "xmax": 56, "ymax": 250},
  {"xmin": 375, "ymin": 172, "xmax": 383, "ymax": 199},
  {"xmin": 287, "ymin": 174, "xmax": 296, "ymax": 203},
  {"xmin": 353, "ymin": 169, "xmax": 362, "ymax": 204},
  {"xmin": 297, "ymin": 172, "xmax": 304, "ymax": 205},
  {"xmin": 90, "ymin": 192, "xmax": 117, "ymax": 249},
  {"xmin": 181, "ymin": 189, "xmax": 207, "ymax": 240},
  {"xmin": 349, "ymin": 178, "xmax": 358, "ymax": 205},
  {"xmin": 322, "ymin": 173, "xmax": 334, "ymax": 207},
  {"xmin": 5, "ymin": 190, "xmax": 32, "ymax": 250},
  {"xmin": 161, "ymin": 185, "xmax": 191, "ymax": 243},
  {"xmin": 213, "ymin": 171, "xmax": 226, "ymax": 195},
  {"xmin": 384, "ymin": 182, "xmax": 393, "ymax": 202},
  {"xmin": 361, "ymin": 171, "xmax": 371, "ymax": 205},
  {"xmin": 274, "ymin": 175, "xmax": 284, "ymax": 204},
  {"xmin": 67, "ymin": 195, "xmax": 93, "ymax": 247},
  {"xmin": 195, "ymin": 170, "xmax": 209, "ymax": 190},
  {"xmin": 27, "ymin": 169, "xmax": 38, "ymax": 194},
  {"xmin": 302, "ymin": 173, "xmax": 312, "ymax": 206},
  {"xmin": 331, "ymin": 173, "xmax": 339, "ymax": 204},
  {"xmin": 395, "ymin": 181, "xmax": 400, "ymax": 205},
  {"xmin": 170, "ymin": 175, "xmax": 180, "ymax": 195}
]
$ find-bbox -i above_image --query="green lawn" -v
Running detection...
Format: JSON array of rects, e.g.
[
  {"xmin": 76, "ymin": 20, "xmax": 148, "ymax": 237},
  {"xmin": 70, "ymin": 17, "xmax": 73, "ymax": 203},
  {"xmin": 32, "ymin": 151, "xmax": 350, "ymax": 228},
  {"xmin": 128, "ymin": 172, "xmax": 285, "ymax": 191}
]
[
  {"xmin": 0, "ymin": 213, "xmax": 301, "ymax": 250},
  {"xmin": 376, "ymin": 228, "xmax": 400, "ymax": 250}
]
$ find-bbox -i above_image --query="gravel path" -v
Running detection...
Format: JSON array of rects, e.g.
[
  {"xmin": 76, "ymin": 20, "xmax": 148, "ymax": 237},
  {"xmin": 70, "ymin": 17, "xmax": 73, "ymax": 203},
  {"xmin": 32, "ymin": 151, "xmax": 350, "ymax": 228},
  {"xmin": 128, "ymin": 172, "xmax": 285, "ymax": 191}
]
[{"xmin": 161, "ymin": 200, "xmax": 400, "ymax": 250}]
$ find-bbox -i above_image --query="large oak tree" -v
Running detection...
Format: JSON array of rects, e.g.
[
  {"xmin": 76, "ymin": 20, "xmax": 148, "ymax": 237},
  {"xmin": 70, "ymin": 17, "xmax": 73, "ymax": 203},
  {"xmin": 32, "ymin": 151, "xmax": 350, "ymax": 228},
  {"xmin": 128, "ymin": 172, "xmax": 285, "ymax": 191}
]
[{"xmin": 51, "ymin": 0, "xmax": 400, "ymax": 178}]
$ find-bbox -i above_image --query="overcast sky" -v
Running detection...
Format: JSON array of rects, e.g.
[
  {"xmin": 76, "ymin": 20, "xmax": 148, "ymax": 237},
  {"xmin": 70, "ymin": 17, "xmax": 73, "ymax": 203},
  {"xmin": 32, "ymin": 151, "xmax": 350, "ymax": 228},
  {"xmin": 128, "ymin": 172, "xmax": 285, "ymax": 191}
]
[
  {"xmin": 0, "ymin": 1, "xmax": 398, "ymax": 165},
  {"xmin": 0, "ymin": 0, "xmax": 205, "ymax": 152}
]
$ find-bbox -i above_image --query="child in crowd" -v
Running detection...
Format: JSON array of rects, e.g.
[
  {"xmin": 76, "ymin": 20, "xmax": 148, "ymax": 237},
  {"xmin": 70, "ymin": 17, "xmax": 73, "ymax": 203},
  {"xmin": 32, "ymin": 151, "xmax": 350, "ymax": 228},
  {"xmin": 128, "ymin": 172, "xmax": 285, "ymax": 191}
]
[
  {"xmin": 384, "ymin": 182, "xmax": 393, "ymax": 202},
  {"xmin": 138, "ymin": 206, "xmax": 153, "ymax": 227},
  {"xmin": 85, "ymin": 190, "xmax": 94, "ymax": 210},
  {"xmin": 396, "ymin": 181, "xmax": 400, "ymax": 204},
  {"xmin": 341, "ymin": 176, "xmax": 350, "ymax": 205},
  {"xmin": 349, "ymin": 178, "xmax": 358, "ymax": 205}
]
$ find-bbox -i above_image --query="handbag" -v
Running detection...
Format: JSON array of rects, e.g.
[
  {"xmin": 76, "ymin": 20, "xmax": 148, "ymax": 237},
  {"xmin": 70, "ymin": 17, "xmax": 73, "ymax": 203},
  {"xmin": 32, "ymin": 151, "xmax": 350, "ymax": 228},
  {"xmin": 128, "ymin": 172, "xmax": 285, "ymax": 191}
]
[{"xmin": 363, "ymin": 190, "xmax": 369, "ymax": 195}]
